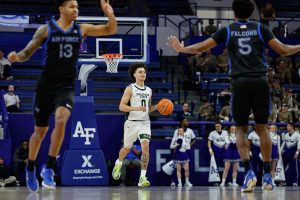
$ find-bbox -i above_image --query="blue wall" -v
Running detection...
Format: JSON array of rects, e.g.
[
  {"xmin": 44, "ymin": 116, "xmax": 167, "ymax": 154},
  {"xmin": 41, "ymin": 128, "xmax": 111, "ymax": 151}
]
[{"xmin": 5, "ymin": 113, "xmax": 246, "ymax": 186}]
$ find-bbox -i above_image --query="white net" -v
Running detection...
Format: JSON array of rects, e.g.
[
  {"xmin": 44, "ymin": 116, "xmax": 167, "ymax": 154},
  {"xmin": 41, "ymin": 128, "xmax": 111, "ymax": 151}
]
[{"xmin": 102, "ymin": 54, "xmax": 123, "ymax": 73}]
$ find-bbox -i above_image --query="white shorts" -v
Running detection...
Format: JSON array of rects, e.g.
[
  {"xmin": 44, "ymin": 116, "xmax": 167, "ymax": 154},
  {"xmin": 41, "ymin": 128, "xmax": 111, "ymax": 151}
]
[{"xmin": 123, "ymin": 120, "xmax": 151, "ymax": 148}]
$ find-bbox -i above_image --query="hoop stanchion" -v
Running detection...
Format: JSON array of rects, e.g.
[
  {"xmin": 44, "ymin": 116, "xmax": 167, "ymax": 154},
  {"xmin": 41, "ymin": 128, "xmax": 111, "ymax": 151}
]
[{"xmin": 102, "ymin": 53, "xmax": 123, "ymax": 73}]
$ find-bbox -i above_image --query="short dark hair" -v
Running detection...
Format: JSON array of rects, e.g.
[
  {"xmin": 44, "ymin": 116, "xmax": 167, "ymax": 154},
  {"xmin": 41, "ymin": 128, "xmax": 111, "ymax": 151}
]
[
  {"xmin": 128, "ymin": 63, "xmax": 147, "ymax": 81},
  {"xmin": 232, "ymin": 0, "xmax": 254, "ymax": 19},
  {"xmin": 55, "ymin": 0, "xmax": 74, "ymax": 11},
  {"xmin": 288, "ymin": 122, "xmax": 295, "ymax": 128}
]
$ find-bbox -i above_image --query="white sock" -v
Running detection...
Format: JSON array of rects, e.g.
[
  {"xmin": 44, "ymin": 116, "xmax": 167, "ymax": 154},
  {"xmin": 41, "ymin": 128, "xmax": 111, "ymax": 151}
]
[
  {"xmin": 185, "ymin": 177, "xmax": 190, "ymax": 183},
  {"xmin": 140, "ymin": 170, "xmax": 147, "ymax": 177},
  {"xmin": 221, "ymin": 178, "xmax": 226, "ymax": 184},
  {"xmin": 178, "ymin": 179, "xmax": 182, "ymax": 184},
  {"xmin": 233, "ymin": 178, "xmax": 237, "ymax": 184},
  {"xmin": 116, "ymin": 159, "xmax": 122, "ymax": 165}
]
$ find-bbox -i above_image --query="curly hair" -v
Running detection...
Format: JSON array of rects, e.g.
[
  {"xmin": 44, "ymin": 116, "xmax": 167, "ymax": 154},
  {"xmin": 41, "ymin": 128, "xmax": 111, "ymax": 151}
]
[{"xmin": 128, "ymin": 63, "xmax": 147, "ymax": 82}]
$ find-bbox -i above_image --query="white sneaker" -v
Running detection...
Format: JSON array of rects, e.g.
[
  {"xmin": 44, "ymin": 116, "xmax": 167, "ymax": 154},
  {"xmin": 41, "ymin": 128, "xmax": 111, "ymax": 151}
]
[
  {"xmin": 185, "ymin": 181, "xmax": 193, "ymax": 187},
  {"xmin": 220, "ymin": 183, "xmax": 225, "ymax": 187},
  {"xmin": 177, "ymin": 183, "xmax": 182, "ymax": 187},
  {"xmin": 231, "ymin": 183, "xmax": 239, "ymax": 187},
  {"xmin": 170, "ymin": 182, "xmax": 176, "ymax": 187},
  {"xmin": 293, "ymin": 183, "xmax": 298, "ymax": 187}
]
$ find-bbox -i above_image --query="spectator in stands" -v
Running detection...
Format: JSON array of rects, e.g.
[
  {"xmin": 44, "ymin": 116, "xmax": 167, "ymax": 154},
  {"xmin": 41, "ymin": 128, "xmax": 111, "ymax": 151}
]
[
  {"xmin": 275, "ymin": 59, "xmax": 292, "ymax": 84},
  {"xmin": 217, "ymin": 48, "xmax": 228, "ymax": 73},
  {"xmin": 0, "ymin": 157, "xmax": 17, "ymax": 187},
  {"xmin": 260, "ymin": 2, "xmax": 276, "ymax": 26},
  {"xmin": 3, "ymin": 85, "xmax": 20, "ymax": 112},
  {"xmin": 248, "ymin": 129, "xmax": 263, "ymax": 186},
  {"xmin": 281, "ymin": 122, "xmax": 300, "ymax": 186},
  {"xmin": 208, "ymin": 121, "xmax": 228, "ymax": 186},
  {"xmin": 120, "ymin": 142, "xmax": 141, "ymax": 186},
  {"xmin": 198, "ymin": 100, "xmax": 214, "ymax": 121},
  {"xmin": 294, "ymin": 52, "xmax": 300, "ymax": 83},
  {"xmin": 175, "ymin": 102, "xmax": 194, "ymax": 122},
  {"xmin": 170, "ymin": 127, "xmax": 193, "ymax": 187},
  {"xmin": 13, "ymin": 140, "xmax": 29, "ymax": 185},
  {"xmin": 0, "ymin": 50, "xmax": 13, "ymax": 81},
  {"xmin": 220, "ymin": 125, "xmax": 240, "ymax": 187},
  {"xmin": 204, "ymin": 19, "xmax": 217, "ymax": 35},
  {"xmin": 282, "ymin": 89, "xmax": 299, "ymax": 121},
  {"xmin": 277, "ymin": 103, "xmax": 293, "ymax": 123},
  {"xmin": 276, "ymin": 56, "xmax": 293, "ymax": 69},
  {"xmin": 219, "ymin": 102, "xmax": 231, "ymax": 122},
  {"xmin": 200, "ymin": 50, "xmax": 218, "ymax": 73},
  {"xmin": 193, "ymin": 19, "xmax": 204, "ymax": 36},
  {"xmin": 269, "ymin": 94, "xmax": 281, "ymax": 123},
  {"xmin": 270, "ymin": 78, "xmax": 286, "ymax": 100}
]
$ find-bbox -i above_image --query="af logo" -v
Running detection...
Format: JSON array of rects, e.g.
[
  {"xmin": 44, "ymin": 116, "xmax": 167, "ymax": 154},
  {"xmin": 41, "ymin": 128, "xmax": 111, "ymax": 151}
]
[
  {"xmin": 82, "ymin": 155, "xmax": 93, "ymax": 168},
  {"xmin": 72, "ymin": 121, "xmax": 95, "ymax": 145},
  {"xmin": 210, "ymin": 166, "xmax": 219, "ymax": 176}
]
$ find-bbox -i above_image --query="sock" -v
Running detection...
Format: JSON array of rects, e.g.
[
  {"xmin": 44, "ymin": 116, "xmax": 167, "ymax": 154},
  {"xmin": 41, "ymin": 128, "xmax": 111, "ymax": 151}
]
[
  {"xmin": 140, "ymin": 170, "xmax": 147, "ymax": 177},
  {"xmin": 263, "ymin": 162, "xmax": 271, "ymax": 174},
  {"xmin": 243, "ymin": 160, "xmax": 252, "ymax": 172},
  {"xmin": 116, "ymin": 159, "xmax": 123, "ymax": 165},
  {"xmin": 27, "ymin": 160, "xmax": 36, "ymax": 172},
  {"xmin": 185, "ymin": 177, "xmax": 190, "ymax": 183},
  {"xmin": 46, "ymin": 156, "xmax": 56, "ymax": 169},
  {"xmin": 221, "ymin": 178, "xmax": 226, "ymax": 184},
  {"xmin": 178, "ymin": 179, "xmax": 182, "ymax": 184},
  {"xmin": 233, "ymin": 178, "xmax": 237, "ymax": 184}
]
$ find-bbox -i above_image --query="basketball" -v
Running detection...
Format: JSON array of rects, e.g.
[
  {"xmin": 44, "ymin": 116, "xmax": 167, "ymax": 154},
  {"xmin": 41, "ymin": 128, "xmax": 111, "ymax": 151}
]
[{"xmin": 157, "ymin": 99, "xmax": 174, "ymax": 115}]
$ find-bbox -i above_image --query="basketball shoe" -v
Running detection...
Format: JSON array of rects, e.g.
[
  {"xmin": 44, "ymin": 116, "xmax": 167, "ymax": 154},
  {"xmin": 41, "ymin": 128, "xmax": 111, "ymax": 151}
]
[{"xmin": 241, "ymin": 169, "xmax": 257, "ymax": 192}]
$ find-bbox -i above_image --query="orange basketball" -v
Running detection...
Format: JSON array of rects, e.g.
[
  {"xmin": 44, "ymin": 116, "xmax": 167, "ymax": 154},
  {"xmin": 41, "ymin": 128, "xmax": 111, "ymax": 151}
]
[{"xmin": 157, "ymin": 99, "xmax": 174, "ymax": 115}]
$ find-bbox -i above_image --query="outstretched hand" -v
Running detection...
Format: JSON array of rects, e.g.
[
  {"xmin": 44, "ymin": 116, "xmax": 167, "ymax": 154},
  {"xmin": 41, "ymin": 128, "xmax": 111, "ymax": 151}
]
[
  {"xmin": 101, "ymin": 0, "xmax": 114, "ymax": 16},
  {"xmin": 7, "ymin": 51, "xmax": 19, "ymax": 63},
  {"xmin": 166, "ymin": 35, "xmax": 184, "ymax": 52}
]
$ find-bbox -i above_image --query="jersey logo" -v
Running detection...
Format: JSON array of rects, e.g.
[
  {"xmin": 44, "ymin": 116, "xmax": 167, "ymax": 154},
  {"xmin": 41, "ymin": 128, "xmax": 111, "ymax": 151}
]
[{"xmin": 240, "ymin": 25, "xmax": 247, "ymax": 29}]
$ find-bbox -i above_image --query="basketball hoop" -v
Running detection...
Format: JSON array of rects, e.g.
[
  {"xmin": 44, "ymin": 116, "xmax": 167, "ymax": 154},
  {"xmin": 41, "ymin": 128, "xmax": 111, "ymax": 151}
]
[{"xmin": 102, "ymin": 53, "xmax": 123, "ymax": 73}]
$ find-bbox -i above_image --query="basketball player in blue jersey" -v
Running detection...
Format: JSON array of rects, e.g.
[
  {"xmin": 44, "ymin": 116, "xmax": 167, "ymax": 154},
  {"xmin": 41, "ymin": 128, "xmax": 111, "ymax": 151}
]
[
  {"xmin": 7, "ymin": 0, "xmax": 116, "ymax": 192},
  {"xmin": 112, "ymin": 63, "xmax": 158, "ymax": 187},
  {"xmin": 167, "ymin": 0, "xmax": 300, "ymax": 192}
]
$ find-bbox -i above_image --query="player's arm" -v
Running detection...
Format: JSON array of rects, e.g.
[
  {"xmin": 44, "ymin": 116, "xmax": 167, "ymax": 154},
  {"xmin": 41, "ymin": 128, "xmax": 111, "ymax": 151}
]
[
  {"xmin": 8, "ymin": 25, "xmax": 47, "ymax": 63},
  {"xmin": 167, "ymin": 36, "xmax": 217, "ymax": 54},
  {"xmin": 80, "ymin": 0, "xmax": 117, "ymax": 37},
  {"xmin": 119, "ymin": 86, "xmax": 146, "ymax": 112},
  {"xmin": 148, "ymin": 94, "xmax": 158, "ymax": 113},
  {"xmin": 268, "ymin": 38, "xmax": 300, "ymax": 56}
]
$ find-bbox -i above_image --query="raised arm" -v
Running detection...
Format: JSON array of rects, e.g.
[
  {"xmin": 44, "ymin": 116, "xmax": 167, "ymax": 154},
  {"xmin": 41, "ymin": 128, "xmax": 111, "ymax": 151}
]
[
  {"xmin": 167, "ymin": 36, "xmax": 217, "ymax": 54},
  {"xmin": 80, "ymin": 0, "xmax": 117, "ymax": 37},
  {"xmin": 8, "ymin": 25, "xmax": 48, "ymax": 63},
  {"xmin": 268, "ymin": 38, "xmax": 300, "ymax": 57}
]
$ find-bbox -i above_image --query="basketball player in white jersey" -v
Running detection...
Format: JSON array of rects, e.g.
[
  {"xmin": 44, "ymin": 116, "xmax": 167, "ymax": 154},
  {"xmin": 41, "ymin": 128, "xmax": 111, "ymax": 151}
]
[{"xmin": 112, "ymin": 63, "xmax": 158, "ymax": 187}]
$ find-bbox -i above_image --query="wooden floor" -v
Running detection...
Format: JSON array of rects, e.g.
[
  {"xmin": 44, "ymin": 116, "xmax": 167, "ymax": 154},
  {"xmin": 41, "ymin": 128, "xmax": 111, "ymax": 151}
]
[{"xmin": 0, "ymin": 186, "xmax": 298, "ymax": 200}]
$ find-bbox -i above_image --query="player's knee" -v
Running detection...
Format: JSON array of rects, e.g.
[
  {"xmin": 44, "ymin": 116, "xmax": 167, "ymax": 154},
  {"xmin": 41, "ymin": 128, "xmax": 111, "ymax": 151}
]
[
  {"xmin": 55, "ymin": 114, "xmax": 69, "ymax": 126},
  {"xmin": 33, "ymin": 131, "xmax": 47, "ymax": 141}
]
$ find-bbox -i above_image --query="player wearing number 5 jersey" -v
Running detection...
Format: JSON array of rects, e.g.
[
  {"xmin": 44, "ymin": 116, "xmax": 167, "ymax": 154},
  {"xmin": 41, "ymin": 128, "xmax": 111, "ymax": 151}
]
[
  {"xmin": 112, "ymin": 63, "xmax": 158, "ymax": 187},
  {"xmin": 7, "ymin": 0, "xmax": 116, "ymax": 192},
  {"xmin": 167, "ymin": 0, "xmax": 300, "ymax": 193}
]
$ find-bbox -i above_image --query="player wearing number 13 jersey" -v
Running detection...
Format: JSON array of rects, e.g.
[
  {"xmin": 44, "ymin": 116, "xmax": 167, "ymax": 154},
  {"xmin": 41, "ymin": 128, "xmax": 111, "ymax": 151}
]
[
  {"xmin": 112, "ymin": 63, "xmax": 158, "ymax": 187},
  {"xmin": 8, "ymin": 0, "xmax": 117, "ymax": 192},
  {"xmin": 167, "ymin": 0, "xmax": 300, "ymax": 193}
]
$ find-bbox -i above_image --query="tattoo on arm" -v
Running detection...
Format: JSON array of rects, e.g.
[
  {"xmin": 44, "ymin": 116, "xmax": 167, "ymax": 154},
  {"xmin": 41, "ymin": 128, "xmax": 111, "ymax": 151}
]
[{"xmin": 17, "ymin": 25, "xmax": 47, "ymax": 62}]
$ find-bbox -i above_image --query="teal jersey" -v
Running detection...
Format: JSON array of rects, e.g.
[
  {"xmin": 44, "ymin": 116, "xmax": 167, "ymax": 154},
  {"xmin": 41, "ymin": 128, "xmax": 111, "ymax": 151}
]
[{"xmin": 212, "ymin": 20, "xmax": 275, "ymax": 78}]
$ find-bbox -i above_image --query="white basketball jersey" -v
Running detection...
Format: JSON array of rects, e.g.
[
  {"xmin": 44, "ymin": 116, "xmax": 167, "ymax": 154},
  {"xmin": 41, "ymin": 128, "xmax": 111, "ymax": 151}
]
[{"xmin": 128, "ymin": 83, "xmax": 152, "ymax": 121}]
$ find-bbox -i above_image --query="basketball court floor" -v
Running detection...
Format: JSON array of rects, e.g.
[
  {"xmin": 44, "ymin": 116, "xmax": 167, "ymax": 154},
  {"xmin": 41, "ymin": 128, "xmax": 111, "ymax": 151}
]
[{"xmin": 0, "ymin": 186, "xmax": 299, "ymax": 200}]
